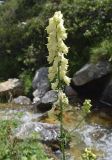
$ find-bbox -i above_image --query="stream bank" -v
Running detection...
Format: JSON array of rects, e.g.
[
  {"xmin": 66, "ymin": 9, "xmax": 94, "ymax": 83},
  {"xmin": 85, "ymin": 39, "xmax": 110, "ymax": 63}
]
[
  {"xmin": 0, "ymin": 60, "xmax": 112, "ymax": 159},
  {"xmin": 0, "ymin": 103, "xmax": 112, "ymax": 160}
]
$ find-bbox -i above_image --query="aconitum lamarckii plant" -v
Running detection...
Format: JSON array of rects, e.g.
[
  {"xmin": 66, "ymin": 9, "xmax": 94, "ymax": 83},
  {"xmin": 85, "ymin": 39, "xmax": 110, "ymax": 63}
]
[{"xmin": 46, "ymin": 11, "xmax": 70, "ymax": 160}]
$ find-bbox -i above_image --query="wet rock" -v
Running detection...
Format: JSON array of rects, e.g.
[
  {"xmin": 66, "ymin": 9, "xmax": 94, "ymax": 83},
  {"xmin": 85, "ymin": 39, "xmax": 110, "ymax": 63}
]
[
  {"xmin": 66, "ymin": 154, "xmax": 75, "ymax": 160},
  {"xmin": 35, "ymin": 90, "xmax": 58, "ymax": 112},
  {"xmin": 12, "ymin": 96, "xmax": 31, "ymax": 105},
  {"xmin": 32, "ymin": 94, "xmax": 40, "ymax": 105},
  {"xmin": 65, "ymin": 85, "xmax": 78, "ymax": 101},
  {"xmin": 32, "ymin": 67, "xmax": 50, "ymax": 99},
  {"xmin": 54, "ymin": 150, "xmax": 74, "ymax": 160},
  {"xmin": 100, "ymin": 79, "xmax": 112, "ymax": 106},
  {"xmin": 64, "ymin": 85, "xmax": 78, "ymax": 104},
  {"xmin": 65, "ymin": 86, "xmax": 77, "ymax": 98},
  {"xmin": 15, "ymin": 122, "xmax": 60, "ymax": 142},
  {"xmin": 0, "ymin": 78, "xmax": 23, "ymax": 98},
  {"xmin": 72, "ymin": 61, "xmax": 112, "ymax": 86},
  {"xmin": 74, "ymin": 124, "xmax": 112, "ymax": 160},
  {"xmin": 41, "ymin": 90, "xmax": 58, "ymax": 104}
]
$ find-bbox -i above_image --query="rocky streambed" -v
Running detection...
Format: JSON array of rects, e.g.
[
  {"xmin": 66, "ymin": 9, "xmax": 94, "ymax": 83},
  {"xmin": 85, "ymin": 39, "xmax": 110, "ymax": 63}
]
[
  {"xmin": 0, "ymin": 60, "xmax": 112, "ymax": 159},
  {"xmin": 0, "ymin": 103, "xmax": 112, "ymax": 160}
]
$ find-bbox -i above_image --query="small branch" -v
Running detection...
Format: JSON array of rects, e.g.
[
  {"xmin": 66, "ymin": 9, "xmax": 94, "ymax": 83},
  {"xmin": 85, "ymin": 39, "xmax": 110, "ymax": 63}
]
[{"xmin": 70, "ymin": 116, "xmax": 86, "ymax": 134}]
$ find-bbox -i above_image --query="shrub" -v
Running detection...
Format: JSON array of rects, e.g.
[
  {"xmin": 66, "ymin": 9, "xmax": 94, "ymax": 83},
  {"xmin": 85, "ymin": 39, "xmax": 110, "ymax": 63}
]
[
  {"xmin": 0, "ymin": 0, "xmax": 111, "ymax": 79},
  {"xmin": 90, "ymin": 39, "xmax": 112, "ymax": 62},
  {"xmin": 19, "ymin": 70, "xmax": 33, "ymax": 96}
]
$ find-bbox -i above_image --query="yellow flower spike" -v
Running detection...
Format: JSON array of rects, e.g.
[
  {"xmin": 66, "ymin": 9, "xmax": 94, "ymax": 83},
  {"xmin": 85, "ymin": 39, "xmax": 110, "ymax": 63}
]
[
  {"xmin": 46, "ymin": 11, "xmax": 71, "ymax": 159},
  {"xmin": 46, "ymin": 11, "xmax": 70, "ymax": 105}
]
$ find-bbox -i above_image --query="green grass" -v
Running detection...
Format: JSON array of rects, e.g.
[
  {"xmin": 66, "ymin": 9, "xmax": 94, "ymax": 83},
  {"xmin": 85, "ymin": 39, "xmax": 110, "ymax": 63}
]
[{"xmin": 0, "ymin": 119, "xmax": 50, "ymax": 160}]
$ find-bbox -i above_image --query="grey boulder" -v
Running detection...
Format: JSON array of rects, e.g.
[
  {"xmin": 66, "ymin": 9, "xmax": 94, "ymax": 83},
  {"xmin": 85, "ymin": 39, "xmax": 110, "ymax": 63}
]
[
  {"xmin": 72, "ymin": 61, "xmax": 112, "ymax": 86},
  {"xmin": 35, "ymin": 90, "xmax": 58, "ymax": 112},
  {"xmin": 100, "ymin": 79, "xmax": 112, "ymax": 106},
  {"xmin": 65, "ymin": 85, "xmax": 77, "ymax": 98},
  {"xmin": 12, "ymin": 96, "xmax": 31, "ymax": 105},
  {"xmin": 32, "ymin": 67, "xmax": 50, "ymax": 98},
  {"xmin": 0, "ymin": 78, "xmax": 23, "ymax": 98},
  {"xmin": 15, "ymin": 122, "xmax": 60, "ymax": 142}
]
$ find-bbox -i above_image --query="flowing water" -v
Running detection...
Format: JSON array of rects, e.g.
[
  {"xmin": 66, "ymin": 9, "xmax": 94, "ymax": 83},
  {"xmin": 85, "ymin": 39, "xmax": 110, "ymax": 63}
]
[
  {"xmin": 68, "ymin": 108, "xmax": 112, "ymax": 160},
  {"xmin": 43, "ymin": 106, "xmax": 112, "ymax": 160},
  {"xmin": 0, "ymin": 103, "xmax": 112, "ymax": 160}
]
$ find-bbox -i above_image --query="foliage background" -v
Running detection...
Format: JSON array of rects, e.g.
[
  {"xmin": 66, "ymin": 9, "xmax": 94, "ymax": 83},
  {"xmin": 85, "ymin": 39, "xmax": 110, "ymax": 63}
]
[{"xmin": 0, "ymin": 0, "xmax": 111, "ymax": 94}]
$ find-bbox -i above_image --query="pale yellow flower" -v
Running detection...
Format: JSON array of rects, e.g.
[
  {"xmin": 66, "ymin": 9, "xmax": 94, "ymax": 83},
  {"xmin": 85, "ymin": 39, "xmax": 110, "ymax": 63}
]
[
  {"xmin": 46, "ymin": 18, "xmax": 56, "ymax": 34},
  {"xmin": 53, "ymin": 11, "xmax": 63, "ymax": 24},
  {"xmin": 51, "ymin": 79, "xmax": 59, "ymax": 90},
  {"xmin": 47, "ymin": 51, "xmax": 56, "ymax": 64},
  {"xmin": 47, "ymin": 41, "xmax": 57, "ymax": 52},
  {"xmin": 48, "ymin": 66, "xmax": 57, "ymax": 81},
  {"xmin": 58, "ymin": 40, "xmax": 68, "ymax": 54},
  {"xmin": 61, "ymin": 55, "xmax": 68, "ymax": 68},
  {"xmin": 57, "ymin": 22, "xmax": 67, "ymax": 40},
  {"xmin": 58, "ymin": 90, "xmax": 69, "ymax": 105},
  {"xmin": 64, "ymin": 76, "xmax": 71, "ymax": 85},
  {"xmin": 46, "ymin": 11, "xmax": 70, "ymax": 89}
]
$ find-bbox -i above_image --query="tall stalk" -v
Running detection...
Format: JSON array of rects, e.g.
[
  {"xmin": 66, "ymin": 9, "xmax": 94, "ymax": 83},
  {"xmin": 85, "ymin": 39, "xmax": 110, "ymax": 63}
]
[
  {"xmin": 60, "ymin": 99, "xmax": 65, "ymax": 160},
  {"xmin": 46, "ymin": 12, "xmax": 94, "ymax": 160},
  {"xmin": 58, "ymin": 63, "xmax": 65, "ymax": 160},
  {"xmin": 46, "ymin": 11, "xmax": 70, "ymax": 160}
]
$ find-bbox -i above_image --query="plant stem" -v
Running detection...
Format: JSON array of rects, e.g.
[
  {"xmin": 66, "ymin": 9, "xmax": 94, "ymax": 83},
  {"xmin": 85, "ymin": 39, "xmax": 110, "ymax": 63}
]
[
  {"xmin": 60, "ymin": 98, "xmax": 65, "ymax": 160},
  {"xmin": 58, "ymin": 63, "xmax": 65, "ymax": 160},
  {"xmin": 70, "ymin": 117, "xmax": 85, "ymax": 134}
]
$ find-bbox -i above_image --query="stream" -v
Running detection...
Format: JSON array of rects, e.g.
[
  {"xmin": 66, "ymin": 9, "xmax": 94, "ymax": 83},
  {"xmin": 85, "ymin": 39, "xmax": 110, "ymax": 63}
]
[
  {"xmin": 68, "ymin": 107, "xmax": 112, "ymax": 160},
  {"xmin": 0, "ymin": 103, "xmax": 112, "ymax": 160}
]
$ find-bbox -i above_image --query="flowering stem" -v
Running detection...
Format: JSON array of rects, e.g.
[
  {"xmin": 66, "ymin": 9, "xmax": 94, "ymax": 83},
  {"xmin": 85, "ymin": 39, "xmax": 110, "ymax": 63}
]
[
  {"xmin": 46, "ymin": 11, "xmax": 70, "ymax": 160},
  {"xmin": 58, "ymin": 63, "xmax": 65, "ymax": 160}
]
